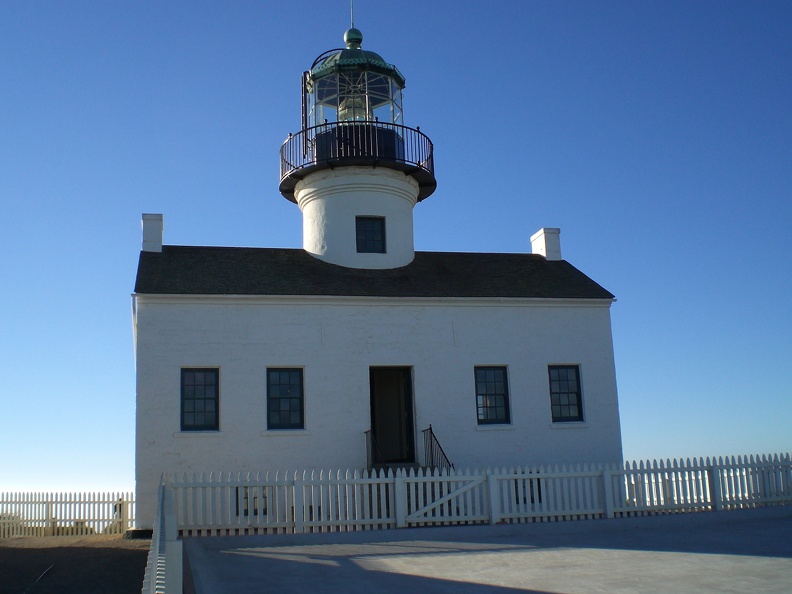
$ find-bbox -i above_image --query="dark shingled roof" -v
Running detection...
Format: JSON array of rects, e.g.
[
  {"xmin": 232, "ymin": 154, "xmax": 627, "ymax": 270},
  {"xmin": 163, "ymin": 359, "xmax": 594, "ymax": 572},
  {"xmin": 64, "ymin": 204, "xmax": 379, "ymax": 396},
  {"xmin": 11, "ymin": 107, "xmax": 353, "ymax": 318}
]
[{"xmin": 134, "ymin": 246, "xmax": 614, "ymax": 300}]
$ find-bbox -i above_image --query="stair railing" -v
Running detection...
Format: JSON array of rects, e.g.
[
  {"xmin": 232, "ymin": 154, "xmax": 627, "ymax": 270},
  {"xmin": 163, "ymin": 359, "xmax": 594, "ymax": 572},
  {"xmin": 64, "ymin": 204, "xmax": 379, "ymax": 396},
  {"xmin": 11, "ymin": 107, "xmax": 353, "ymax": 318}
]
[
  {"xmin": 365, "ymin": 429, "xmax": 386, "ymax": 469},
  {"xmin": 422, "ymin": 424, "xmax": 454, "ymax": 473}
]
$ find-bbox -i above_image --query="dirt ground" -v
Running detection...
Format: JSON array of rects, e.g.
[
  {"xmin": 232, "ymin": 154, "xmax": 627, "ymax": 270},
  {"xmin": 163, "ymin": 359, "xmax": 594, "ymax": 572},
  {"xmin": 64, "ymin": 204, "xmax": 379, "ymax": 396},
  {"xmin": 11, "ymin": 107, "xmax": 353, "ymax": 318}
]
[{"xmin": 0, "ymin": 534, "xmax": 150, "ymax": 594}]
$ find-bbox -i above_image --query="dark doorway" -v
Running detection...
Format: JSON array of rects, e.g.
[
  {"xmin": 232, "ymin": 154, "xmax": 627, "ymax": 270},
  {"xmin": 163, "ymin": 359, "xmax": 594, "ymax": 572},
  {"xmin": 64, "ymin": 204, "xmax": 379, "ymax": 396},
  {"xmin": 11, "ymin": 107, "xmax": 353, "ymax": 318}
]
[{"xmin": 369, "ymin": 367, "xmax": 415, "ymax": 464}]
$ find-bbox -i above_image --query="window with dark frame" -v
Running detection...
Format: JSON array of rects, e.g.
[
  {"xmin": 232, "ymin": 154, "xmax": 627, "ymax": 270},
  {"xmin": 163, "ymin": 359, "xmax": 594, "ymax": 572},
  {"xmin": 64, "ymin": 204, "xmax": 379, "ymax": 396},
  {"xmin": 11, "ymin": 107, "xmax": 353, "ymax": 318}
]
[
  {"xmin": 548, "ymin": 365, "xmax": 583, "ymax": 422},
  {"xmin": 475, "ymin": 366, "xmax": 511, "ymax": 425},
  {"xmin": 356, "ymin": 216, "xmax": 386, "ymax": 253},
  {"xmin": 181, "ymin": 368, "xmax": 219, "ymax": 431},
  {"xmin": 267, "ymin": 368, "xmax": 304, "ymax": 430}
]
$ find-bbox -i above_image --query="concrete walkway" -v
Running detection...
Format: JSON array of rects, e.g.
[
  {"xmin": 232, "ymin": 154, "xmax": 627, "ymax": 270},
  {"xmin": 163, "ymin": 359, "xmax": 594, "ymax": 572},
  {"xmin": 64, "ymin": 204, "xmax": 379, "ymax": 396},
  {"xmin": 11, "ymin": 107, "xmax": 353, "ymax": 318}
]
[{"xmin": 183, "ymin": 506, "xmax": 792, "ymax": 593}]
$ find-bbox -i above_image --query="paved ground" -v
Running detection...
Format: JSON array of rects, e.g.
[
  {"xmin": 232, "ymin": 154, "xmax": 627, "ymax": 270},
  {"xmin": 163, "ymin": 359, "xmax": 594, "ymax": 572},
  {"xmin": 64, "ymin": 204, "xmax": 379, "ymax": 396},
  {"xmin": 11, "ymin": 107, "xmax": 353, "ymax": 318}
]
[
  {"xmin": 184, "ymin": 506, "xmax": 792, "ymax": 593},
  {"xmin": 0, "ymin": 534, "xmax": 150, "ymax": 594}
]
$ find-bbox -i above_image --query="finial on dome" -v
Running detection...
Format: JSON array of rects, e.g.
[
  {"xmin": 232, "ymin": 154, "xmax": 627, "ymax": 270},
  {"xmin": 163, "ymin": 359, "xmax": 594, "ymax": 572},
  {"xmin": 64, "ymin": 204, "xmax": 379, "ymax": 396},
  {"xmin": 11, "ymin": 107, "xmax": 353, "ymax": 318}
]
[{"xmin": 344, "ymin": 27, "xmax": 363, "ymax": 49}]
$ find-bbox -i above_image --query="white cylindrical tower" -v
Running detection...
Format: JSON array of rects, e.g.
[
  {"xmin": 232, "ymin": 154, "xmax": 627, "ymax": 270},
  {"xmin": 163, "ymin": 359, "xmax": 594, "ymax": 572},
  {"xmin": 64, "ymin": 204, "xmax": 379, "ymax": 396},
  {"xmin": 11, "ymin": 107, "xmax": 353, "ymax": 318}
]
[{"xmin": 278, "ymin": 28, "xmax": 436, "ymax": 269}]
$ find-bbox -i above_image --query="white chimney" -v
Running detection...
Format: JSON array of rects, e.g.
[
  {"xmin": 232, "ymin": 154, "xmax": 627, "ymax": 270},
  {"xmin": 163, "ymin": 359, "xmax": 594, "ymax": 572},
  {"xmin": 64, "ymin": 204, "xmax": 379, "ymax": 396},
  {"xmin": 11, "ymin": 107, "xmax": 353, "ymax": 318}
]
[
  {"xmin": 141, "ymin": 213, "xmax": 163, "ymax": 252},
  {"xmin": 531, "ymin": 227, "xmax": 562, "ymax": 261}
]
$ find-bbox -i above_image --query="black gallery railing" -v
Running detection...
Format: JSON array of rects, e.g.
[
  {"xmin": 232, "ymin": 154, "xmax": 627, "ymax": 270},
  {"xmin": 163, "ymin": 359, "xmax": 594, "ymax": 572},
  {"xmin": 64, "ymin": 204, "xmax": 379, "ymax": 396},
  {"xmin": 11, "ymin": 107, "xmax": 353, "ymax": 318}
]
[{"xmin": 280, "ymin": 121, "xmax": 435, "ymax": 185}]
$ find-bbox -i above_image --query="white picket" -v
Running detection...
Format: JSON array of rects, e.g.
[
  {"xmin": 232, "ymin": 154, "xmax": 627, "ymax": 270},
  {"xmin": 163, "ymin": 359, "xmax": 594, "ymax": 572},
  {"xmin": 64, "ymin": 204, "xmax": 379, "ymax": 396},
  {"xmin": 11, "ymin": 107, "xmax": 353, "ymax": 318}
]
[
  {"xmin": 10, "ymin": 451, "xmax": 783, "ymax": 541},
  {"xmin": 0, "ymin": 490, "xmax": 134, "ymax": 537}
]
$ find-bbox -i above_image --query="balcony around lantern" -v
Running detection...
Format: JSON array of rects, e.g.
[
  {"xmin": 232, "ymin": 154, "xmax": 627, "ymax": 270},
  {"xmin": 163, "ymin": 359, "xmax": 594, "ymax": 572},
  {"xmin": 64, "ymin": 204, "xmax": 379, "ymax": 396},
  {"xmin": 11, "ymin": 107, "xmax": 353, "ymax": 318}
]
[{"xmin": 279, "ymin": 121, "xmax": 436, "ymax": 202}]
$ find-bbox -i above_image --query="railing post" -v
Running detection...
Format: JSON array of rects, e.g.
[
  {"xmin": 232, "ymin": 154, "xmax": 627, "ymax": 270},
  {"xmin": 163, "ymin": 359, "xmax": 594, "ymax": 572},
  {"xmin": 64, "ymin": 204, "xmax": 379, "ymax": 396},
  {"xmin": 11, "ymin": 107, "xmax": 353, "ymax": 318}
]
[
  {"xmin": 395, "ymin": 470, "xmax": 407, "ymax": 528},
  {"xmin": 487, "ymin": 470, "xmax": 501, "ymax": 525}
]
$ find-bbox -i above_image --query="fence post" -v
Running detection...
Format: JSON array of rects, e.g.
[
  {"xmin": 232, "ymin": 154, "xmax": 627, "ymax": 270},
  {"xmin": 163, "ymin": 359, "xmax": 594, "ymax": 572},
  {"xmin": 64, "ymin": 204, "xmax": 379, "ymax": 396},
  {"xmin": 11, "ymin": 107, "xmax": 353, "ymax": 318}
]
[
  {"xmin": 487, "ymin": 470, "xmax": 501, "ymax": 525},
  {"xmin": 46, "ymin": 501, "xmax": 56, "ymax": 537},
  {"xmin": 163, "ymin": 483, "xmax": 183, "ymax": 594},
  {"xmin": 121, "ymin": 498, "xmax": 130, "ymax": 533},
  {"xmin": 785, "ymin": 453, "xmax": 792, "ymax": 501},
  {"xmin": 394, "ymin": 471, "xmax": 407, "ymax": 528},
  {"xmin": 602, "ymin": 468, "xmax": 615, "ymax": 519},
  {"xmin": 293, "ymin": 474, "xmax": 304, "ymax": 534},
  {"xmin": 708, "ymin": 461, "xmax": 723, "ymax": 511}
]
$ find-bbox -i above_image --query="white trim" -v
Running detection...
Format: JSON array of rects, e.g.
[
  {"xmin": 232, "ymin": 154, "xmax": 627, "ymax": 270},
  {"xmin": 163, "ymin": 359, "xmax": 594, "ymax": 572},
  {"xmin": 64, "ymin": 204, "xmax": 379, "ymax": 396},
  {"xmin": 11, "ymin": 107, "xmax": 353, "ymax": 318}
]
[
  {"xmin": 549, "ymin": 422, "xmax": 588, "ymax": 429},
  {"xmin": 172, "ymin": 431, "xmax": 225, "ymax": 438},
  {"xmin": 475, "ymin": 424, "xmax": 515, "ymax": 432}
]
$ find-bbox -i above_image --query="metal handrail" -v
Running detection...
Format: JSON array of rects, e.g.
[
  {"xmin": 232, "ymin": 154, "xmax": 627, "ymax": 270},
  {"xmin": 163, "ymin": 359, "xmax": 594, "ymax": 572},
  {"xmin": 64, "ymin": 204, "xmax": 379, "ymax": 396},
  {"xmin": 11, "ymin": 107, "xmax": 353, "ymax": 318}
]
[
  {"xmin": 365, "ymin": 429, "xmax": 387, "ymax": 469},
  {"xmin": 280, "ymin": 120, "xmax": 434, "ymax": 183},
  {"xmin": 422, "ymin": 424, "xmax": 454, "ymax": 473}
]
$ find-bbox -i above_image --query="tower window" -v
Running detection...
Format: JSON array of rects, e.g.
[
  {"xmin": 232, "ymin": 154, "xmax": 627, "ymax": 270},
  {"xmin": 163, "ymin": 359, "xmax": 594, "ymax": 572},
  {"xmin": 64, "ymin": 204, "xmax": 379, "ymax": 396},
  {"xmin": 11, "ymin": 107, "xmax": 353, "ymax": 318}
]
[{"xmin": 356, "ymin": 216, "xmax": 386, "ymax": 253}]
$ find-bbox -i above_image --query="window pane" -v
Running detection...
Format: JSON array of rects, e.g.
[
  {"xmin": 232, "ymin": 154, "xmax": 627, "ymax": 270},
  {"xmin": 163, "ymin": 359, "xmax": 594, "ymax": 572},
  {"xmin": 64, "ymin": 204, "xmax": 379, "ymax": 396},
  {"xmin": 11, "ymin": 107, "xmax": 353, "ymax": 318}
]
[
  {"xmin": 474, "ymin": 366, "xmax": 510, "ymax": 425},
  {"xmin": 548, "ymin": 366, "xmax": 582, "ymax": 422},
  {"xmin": 181, "ymin": 368, "xmax": 219, "ymax": 431},
  {"xmin": 356, "ymin": 217, "xmax": 386, "ymax": 253},
  {"xmin": 267, "ymin": 368, "xmax": 304, "ymax": 429}
]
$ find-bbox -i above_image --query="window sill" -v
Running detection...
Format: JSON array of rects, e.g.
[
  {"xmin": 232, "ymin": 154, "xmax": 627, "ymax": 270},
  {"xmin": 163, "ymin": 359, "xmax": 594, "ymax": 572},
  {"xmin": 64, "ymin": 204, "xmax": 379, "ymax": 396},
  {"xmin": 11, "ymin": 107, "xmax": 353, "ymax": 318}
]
[
  {"xmin": 173, "ymin": 430, "xmax": 223, "ymax": 437},
  {"xmin": 476, "ymin": 424, "xmax": 515, "ymax": 432},
  {"xmin": 260, "ymin": 429, "xmax": 311, "ymax": 436},
  {"xmin": 549, "ymin": 422, "xmax": 588, "ymax": 429}
]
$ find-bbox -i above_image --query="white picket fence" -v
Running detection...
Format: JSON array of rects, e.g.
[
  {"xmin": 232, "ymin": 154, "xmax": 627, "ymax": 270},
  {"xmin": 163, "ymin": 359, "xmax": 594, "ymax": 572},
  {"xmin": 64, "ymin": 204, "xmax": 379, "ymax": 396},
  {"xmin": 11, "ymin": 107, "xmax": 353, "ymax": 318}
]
[
  {"xmin": 164, "ymin": 453, "xmax": 792, "ymax": 537},
  {"xmin": 0, "ymin": 491, "xmax": 134, "ymax": 537},
  {"xmin": 141, "ymin": 483, "xmax": 181, "ymax": 594},
  {"xmin": 140, "ymin": 453, "xmax": 792, "ymax": 593}
]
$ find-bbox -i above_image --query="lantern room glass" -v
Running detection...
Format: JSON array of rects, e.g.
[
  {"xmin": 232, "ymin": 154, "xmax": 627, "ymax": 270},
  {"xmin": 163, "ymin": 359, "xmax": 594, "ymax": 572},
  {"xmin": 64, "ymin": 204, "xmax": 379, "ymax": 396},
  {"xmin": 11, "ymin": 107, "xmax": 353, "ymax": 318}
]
[{"xmin": 306, "ymin": 71, "xmax": 403, "ymax": 126}]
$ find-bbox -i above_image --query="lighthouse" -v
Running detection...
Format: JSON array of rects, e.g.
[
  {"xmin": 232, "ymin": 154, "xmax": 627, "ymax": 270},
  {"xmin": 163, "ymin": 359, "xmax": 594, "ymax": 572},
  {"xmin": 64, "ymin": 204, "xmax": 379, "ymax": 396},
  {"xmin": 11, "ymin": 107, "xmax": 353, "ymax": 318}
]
[
  {"xmin": 279, "ymin": 28, "xmax": 436, "ymax": 269},
  {"xmin": 133, "ymin": 22, "xmax": 624, "ymax": 530}
]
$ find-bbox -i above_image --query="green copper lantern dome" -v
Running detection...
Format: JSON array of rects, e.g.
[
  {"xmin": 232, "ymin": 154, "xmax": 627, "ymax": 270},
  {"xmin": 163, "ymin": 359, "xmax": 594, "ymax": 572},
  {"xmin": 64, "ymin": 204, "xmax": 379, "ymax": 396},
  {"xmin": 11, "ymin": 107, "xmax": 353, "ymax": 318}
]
[{"xmin": 309, "ymin": 28, "xmax": 406, "ymax": 88}]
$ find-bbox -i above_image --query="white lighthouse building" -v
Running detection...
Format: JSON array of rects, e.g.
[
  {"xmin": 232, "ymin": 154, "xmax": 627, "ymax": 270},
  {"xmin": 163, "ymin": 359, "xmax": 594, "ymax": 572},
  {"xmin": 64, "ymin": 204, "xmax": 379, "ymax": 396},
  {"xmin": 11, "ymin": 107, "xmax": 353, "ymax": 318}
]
[{"xmin": 133, "ymin": 28, "xmax": 623, "ymax": 528}]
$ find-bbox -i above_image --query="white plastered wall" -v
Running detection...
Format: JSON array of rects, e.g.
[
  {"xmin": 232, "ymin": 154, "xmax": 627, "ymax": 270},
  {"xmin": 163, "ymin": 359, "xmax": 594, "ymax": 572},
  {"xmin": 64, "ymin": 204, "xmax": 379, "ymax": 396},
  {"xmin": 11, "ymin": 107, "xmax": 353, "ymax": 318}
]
[
  {"xmin": 134, "ymin": 295, "xmax": 622, "ymax": 528},
  {"xmin": 295, "ymin": 167, "xmax": 419, "ymax": 269}
]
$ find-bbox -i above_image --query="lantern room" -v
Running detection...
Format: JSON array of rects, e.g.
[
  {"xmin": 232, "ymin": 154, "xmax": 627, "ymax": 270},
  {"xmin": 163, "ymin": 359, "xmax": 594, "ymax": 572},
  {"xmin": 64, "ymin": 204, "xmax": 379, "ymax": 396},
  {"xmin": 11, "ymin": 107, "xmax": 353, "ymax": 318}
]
[
  {"xmin": 304, "ymin": 28, "xmax": 404, "ymax": 126},
  {"xmin": 279, "ymin": 28, "xmax": 436, "ymax": 203}
]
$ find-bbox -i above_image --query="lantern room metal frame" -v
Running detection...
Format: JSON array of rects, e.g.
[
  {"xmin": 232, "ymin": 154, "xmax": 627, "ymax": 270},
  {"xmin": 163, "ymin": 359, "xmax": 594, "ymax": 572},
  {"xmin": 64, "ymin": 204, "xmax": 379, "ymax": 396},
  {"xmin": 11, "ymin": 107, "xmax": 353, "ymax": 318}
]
[{"xmin": 279, "ymin": 28, "xmax": 436, "ymax": 202}]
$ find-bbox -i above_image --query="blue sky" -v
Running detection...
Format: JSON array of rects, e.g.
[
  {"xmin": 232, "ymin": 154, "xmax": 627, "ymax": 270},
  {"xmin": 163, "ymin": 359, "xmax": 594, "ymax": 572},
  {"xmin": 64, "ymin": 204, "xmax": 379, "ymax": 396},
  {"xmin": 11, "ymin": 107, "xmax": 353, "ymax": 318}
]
[{"xmin": 1, "ymin": 1, "xmax": 790, "ymax": 492}]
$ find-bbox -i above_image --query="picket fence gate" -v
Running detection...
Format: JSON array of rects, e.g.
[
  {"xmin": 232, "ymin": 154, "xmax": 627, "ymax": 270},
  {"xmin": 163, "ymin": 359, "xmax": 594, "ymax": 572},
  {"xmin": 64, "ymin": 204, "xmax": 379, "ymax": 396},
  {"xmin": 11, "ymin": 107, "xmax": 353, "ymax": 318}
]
[
  {"xmin": 0, "ymin": 491, "xmax": 134, "ymax": 538},
  {"xmin": 165, "ymin": 452, "xmax": 792, "ymax": 537}
]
